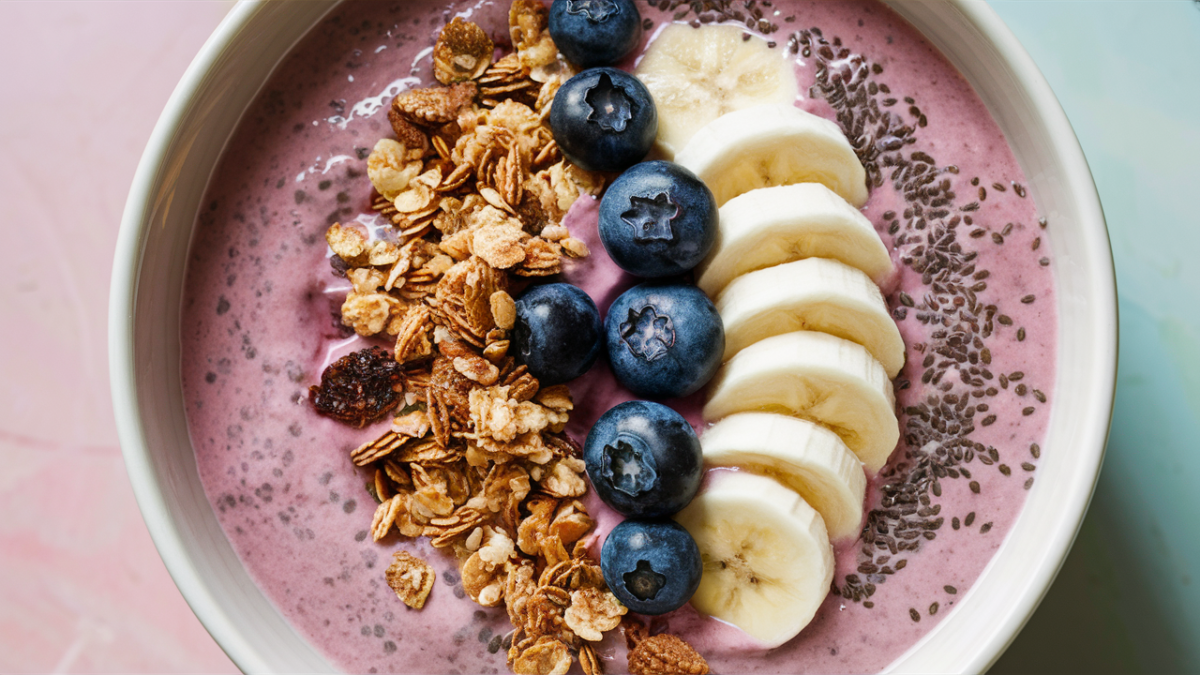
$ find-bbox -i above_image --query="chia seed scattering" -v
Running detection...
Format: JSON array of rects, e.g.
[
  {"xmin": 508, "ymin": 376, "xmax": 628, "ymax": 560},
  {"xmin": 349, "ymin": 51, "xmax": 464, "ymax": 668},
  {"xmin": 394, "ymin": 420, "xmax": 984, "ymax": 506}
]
[{"xmin": 801, "ymin": 23, "xmax": 1053, "ymax": 594}]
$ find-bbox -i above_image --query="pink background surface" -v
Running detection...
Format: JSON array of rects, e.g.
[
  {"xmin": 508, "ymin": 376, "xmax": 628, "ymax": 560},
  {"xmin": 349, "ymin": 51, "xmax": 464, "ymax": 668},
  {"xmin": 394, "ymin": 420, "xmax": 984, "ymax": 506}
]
[
  {"xmin": 0, "ymin": 2, "xmax": 237, "ymax": 672},
  {"xmin": 1, "ymin": 1, "xmax": 1195, "ymax": 673}
]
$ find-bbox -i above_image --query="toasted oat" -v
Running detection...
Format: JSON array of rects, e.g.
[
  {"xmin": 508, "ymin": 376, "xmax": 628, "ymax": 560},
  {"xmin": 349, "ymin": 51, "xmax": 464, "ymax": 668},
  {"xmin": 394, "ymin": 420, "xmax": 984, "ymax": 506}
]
[
  {"xmin": 341, "ymin": 291, "xmax": 402, "ymax": 336},
  {"xmin": 563, "ymin": 587, "xmax": 626, "ymax": 642},
  {"xmin": 560, "ymin": 237, "xmax": 589, "ymax": 258},
  {"xmin": 394, "ymin": 305, "xmax": 434, "ymax": 363},
  {"xmin": 534, "ymin": 385, "xmax": 572, "ymax": 412},
  {"xmin": 470, "ymin": 385, "xmax": 568, "ymax": 443},
  {"xmin": 514, "ymin": 239, "xmax": 560, "ymax": 277},
  {"xmin": 579, "ymin": 643, "xmax": 602, "ymax": 675},
  {"xmin": 508, "ymin": 0, "xmax": 560, "ymax": 80},
  {"xmin": 483, "ymin": 339, "xmax": 511, "ymax": 363},
  {"xmin": 391, "ymin": 408, "xmax": 431, "ymax": 438},
  {"xmin": 385, "ymin": 551, "xmax": 436, "ymax": 609},
  {"xmin": 511, "ymin": 636, "xmax": 572, "ymax": 675},
  {"xmin": 538, "ymin": 457, "xmax": 587, "ymax": 498},
  {"xmin": 539, "ymin": 225, "xmax": 568, "ymax": 242},
  {"xmin": 325, "ymin": 222, "xmax": 368, "ymax": 263},
  {"xmin": 454, "ymin": 354, "xmax": 501, "ymax": 385},
  {"xmin": 367, "ymin": 138, "xmax": 423, "ymax": 200},
  {"xmin": 394, "ymin": 81, "xmax": 479, "ymax": 127},
  {"xmin": 490, "ymin": 290, "xmax": 517, "ymax": 330},
  {"xmin": 472, "ymin": 222, "xmax": 529, "ymax": 271},
  {"xmin": 463, "ymin": 527, "xmax": 515, "ymax": 606},
  {"xmin": 371, "ymin": 495, "xmax": 404, "ymax": 541},
  {"xmin": 351, "ymin": 431, "xmax": 409, "ymax": 466},
  {"xmin": 434, "ymin": 18, "xmax": 494, "ymax": 84}
]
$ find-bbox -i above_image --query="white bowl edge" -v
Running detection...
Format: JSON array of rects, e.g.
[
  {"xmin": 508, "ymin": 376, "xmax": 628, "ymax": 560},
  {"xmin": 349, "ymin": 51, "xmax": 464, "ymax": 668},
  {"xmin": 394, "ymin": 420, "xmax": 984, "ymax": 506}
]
[
  {"xmin": 108, "ymin": 1, "xmax": 1118, "ymax": 673},
  {"xmin": 109, "ymin": 1, "xmax": 340, "ymax": 672},
  {"xmin": 880, "ymin": 1, "xmax": 1117, "ymax": 673}
]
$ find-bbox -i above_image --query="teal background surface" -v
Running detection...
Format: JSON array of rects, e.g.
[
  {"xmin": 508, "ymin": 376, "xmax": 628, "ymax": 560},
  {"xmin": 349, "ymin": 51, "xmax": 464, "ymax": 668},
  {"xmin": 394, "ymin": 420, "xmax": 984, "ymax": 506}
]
[{"xmin": 988, "ymin": 2, "xmax": 1200, "ymax": 672}]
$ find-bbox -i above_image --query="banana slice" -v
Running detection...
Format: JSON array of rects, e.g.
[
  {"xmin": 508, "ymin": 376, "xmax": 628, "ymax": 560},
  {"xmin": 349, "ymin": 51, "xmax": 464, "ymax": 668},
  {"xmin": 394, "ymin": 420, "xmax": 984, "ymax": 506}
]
[
  {"xmin": 634, "ymin": 24, "xmax": 798, "ymax": 159},
  {"xmin": 696, "ymin": 182, "xmax": 892, "ymax": 297},
  {"xmin": 702, "ymin": 413, "xmax": 866, "ymax": 540},
  {"xmin": 675, "ymin": 104, "xmax": 869, "ymax": 208},
  {"xmin": 703, "ymin": 331, "xmax": 899, "ymax": 474},
  {"xmin": 674, "ymin": 470, "xmax": 834, "ymax": 647},
  {"xmin": 716, "ymin": 257, "xmax": 905, "ymax": 377}
]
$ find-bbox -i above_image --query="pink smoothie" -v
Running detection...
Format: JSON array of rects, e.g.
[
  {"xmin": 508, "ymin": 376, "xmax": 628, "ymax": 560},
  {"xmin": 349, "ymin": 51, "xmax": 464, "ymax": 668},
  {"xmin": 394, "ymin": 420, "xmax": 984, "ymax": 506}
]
[{"xmin": 179, "ymin": 1, "xmax": 1055, "ymax": 672}]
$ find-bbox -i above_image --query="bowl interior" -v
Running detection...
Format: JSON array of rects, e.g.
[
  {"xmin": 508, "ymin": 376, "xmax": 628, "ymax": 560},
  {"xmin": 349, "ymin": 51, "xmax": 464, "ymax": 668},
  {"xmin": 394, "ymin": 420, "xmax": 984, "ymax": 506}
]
[{"xmin": 109, "ymin": 1, "xmax": 1115, "ymax": 673}]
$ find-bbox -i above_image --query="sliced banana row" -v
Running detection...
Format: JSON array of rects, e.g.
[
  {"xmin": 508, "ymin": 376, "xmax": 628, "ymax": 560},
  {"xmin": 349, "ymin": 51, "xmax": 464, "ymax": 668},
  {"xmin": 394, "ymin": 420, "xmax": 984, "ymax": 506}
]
[{"xmin": 633, "ymin": 27, "xmax": 904, "ymax": 649}]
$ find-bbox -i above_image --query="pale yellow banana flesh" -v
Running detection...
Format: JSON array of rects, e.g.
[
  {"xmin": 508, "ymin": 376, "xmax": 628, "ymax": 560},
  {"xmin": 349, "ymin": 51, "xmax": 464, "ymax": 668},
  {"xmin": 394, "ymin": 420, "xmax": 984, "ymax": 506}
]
[
  {"xmin": 703, "ymin": 330, "xmax": 899, "ymax": 475},
  {"xmin": 675, "ymin": 470, "xmax": 834, "ymax": 648},
  {"xmin": 701, "ymin": 412, "xmax": 866, "ymax": 540},
  {"xmin": 716, "ymin": 257, "xmax": 905, "ymax": 377},
  {"xmin": 634, "ymin": 24, "xmax": 798, "ymax": 159},
  {"xmin": 696, "ymin": 182, "xmax": 892, "ymax": 297},
  {"xmin": 675, "ymin": 104, "xmax": 869, "ymax": 208}
]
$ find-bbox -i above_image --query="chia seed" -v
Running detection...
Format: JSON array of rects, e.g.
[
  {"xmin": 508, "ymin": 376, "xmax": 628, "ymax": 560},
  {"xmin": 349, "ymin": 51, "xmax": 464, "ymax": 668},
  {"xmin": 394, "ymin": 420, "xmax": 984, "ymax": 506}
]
[{"xmin": 796, "ymin": 24, "xmax": 1051, "ymax": 609}]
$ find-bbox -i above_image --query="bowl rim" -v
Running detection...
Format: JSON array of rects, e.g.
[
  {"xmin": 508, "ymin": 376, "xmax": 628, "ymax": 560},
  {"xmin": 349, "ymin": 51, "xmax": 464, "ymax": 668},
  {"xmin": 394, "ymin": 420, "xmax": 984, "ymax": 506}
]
[
  {"xmin": 109, "ymin": 2, "xmax": 276, "ymax": 671},
  {"xmin": 109, "ymin": 0, "xmax": 1117, "ymax": 673},
  {"xmin": 880, "ymin": 0, "xmax": 1117, "ymax": 671}
]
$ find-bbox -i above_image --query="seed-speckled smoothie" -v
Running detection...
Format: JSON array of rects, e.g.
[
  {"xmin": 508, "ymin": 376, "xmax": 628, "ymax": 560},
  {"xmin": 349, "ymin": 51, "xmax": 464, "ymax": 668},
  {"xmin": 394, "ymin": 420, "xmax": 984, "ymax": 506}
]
[{"xmin": 180, "ymin": 0, "xmax": 1055, "ymax": 672}]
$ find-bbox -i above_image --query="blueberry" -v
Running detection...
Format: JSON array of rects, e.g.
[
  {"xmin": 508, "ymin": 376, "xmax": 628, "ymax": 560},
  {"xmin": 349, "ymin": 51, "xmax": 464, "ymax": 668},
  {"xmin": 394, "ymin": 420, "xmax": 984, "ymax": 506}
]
[
  {"xmin": 512, "ymin": 283, "xmax": 603, "ymax": 385},
  {"xmin": 605, "ymin": 282, "xmax": 724, "ymax": 399},
  {"xmin": 584, "ymin": 400, "xmax": 702, "ymax": 517},
  {"xmin": 549, "ymin": 67, "xmax": 657, "ymax": 173},
  {"xmin": 598, "ymin": 161, "xmax": 718, "ymax": 278},
  {"xmin": 548, "ymin": 0, "xmax": 642, "ymax": 68},
  {"xmin": 600, "ymin": 519, "xmax": 702, "ymax": 615}
]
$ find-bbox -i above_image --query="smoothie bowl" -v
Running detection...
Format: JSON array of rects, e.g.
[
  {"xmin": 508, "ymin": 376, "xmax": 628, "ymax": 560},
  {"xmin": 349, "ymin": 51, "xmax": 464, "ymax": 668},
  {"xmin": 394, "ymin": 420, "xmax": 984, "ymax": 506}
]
[{"xmin": 109, "ymin": 0, "xmax": 1115, "ymax": 672}]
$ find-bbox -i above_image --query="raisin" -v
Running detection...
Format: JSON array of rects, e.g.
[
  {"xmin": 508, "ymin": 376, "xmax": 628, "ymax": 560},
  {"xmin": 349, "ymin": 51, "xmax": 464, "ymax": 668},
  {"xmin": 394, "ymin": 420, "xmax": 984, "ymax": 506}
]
[{"xmin": 309, "ymin": 346, "xmax": 403, "ymax": 427}]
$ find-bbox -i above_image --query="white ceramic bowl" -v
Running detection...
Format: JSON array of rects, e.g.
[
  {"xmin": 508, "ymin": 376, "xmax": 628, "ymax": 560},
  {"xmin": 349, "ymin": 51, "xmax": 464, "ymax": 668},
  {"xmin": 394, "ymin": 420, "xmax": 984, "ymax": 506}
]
[{"xmin": 109, "ymin": 1, "xmax": 1116, "ymax": 672}]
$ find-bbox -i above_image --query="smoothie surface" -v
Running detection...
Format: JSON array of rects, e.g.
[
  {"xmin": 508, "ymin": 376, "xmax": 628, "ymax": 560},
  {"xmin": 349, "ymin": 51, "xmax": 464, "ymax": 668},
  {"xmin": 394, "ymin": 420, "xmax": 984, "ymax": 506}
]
[{"xmin": 180, "ymin": 0, "xmax": 1055, "ymax": 672}]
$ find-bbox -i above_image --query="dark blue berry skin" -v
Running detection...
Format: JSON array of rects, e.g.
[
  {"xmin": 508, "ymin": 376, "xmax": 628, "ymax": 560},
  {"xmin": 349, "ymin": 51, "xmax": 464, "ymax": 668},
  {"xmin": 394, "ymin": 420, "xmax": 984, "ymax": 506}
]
[
  {"xmin": 605, "ymin": 283, "xmax": 724, "ymax": 399},
  {"xmin": 549, "ymin": 67, "xmax": 657, "ymax": 173},
  {"xmin": 512, "ymin": 283, "xmax": 603, "ymax": 386},
  {"xmin": 601, "ymin": 519, "xmax": 702, "ymax": 615},
  {"xmin": 584, "ymin": 400, "xmax": 702, "ymax": 517},
  {"xmin": 548, "ymin": 0, "xmax": 642, "ymax": 68},
  {"xmin": 598, "ymin": 161, "xmax": 718, "ymax": 278}
]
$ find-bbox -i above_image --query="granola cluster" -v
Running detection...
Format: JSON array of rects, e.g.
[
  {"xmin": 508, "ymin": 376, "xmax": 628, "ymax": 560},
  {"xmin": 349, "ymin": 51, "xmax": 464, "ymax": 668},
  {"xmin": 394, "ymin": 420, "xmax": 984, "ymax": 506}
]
[{"xmin": 332, "ymin": 1, "xmax": 599, "ymax": 341}]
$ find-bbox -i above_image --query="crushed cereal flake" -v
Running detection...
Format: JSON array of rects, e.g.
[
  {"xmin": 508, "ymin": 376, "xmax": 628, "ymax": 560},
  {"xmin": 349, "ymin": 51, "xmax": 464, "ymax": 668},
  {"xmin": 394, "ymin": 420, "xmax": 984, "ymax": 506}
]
[{"xmin": 385, "ymin": 551, "xmax": 436, "ymax": 609}]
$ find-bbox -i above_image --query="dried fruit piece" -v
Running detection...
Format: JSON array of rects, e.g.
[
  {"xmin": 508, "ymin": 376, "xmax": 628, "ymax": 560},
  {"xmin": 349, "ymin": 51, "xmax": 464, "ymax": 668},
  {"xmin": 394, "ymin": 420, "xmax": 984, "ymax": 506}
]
[
  {"xmin": 434, "ymin": 18, "xmax": 494, "ymax": 84},
  {"xmin": 309, "ymin": 346, "xmax": 403, "ymax": 427},
  {"xmin": 385, "ymin": 551, "xmax": 436, "ymax": 609}
]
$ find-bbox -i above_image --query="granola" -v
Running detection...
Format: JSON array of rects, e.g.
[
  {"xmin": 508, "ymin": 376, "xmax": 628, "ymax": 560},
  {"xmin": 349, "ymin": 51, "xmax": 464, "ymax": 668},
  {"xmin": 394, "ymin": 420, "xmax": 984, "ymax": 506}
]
[
  {"xmin": 385, "ymin": 551, "xmax": 437, "ymax": 609},
  {"xmin": 304, "ymin": 7, "xmax": 710, "ymax": 673}
]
